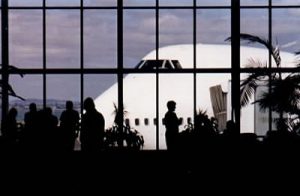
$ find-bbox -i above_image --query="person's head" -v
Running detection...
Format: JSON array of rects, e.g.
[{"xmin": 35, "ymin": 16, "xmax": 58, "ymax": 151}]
[
  {"xmin": 66, "ymin": 101, "xmax": 73, "ymax": 110},
  {"xmin": 45, "ymin": 107, "xmax": 52, "ymax": 116},
  {"xmin": 226, "ymin": 120, "xmax": 235, "ymax": 130},
  {"xmin": 8, "ymin": 108, "xmax": 18, "ymax": 118},
  {"xmin": 167, "ymin": 100, "xmax": 176, "ymax": 111},
  {"xmin": 84, "ymin": 97, "xmax": 95, "ymax": 112},
  {"xmin": 29, "ymin": 103, "xmax": 37, "ymax": 112}
]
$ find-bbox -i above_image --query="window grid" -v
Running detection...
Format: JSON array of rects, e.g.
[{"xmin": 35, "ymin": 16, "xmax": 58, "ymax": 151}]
[{"xmin": 1, "ymin": 0, "xmax": 299, "ymax": 149}]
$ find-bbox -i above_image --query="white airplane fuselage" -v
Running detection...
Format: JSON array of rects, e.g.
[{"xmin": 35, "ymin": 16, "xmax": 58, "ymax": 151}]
[{"xmin": 94, "ymin": 43, "xmax": 296, "ymax": 149}]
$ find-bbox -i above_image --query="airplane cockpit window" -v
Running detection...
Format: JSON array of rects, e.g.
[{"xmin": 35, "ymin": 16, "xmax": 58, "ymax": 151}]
[
  {"xmin": 135, "ymin": 60, "xmax": 164, "ymax": 70},
  {"xmin": 135, "ymin": 60, "xmax": 182, "ymax": 70},
  {"xmin": 164, "ymin": 60, "xmax": 173, "ymax": 69},
  {"xmin": 171, "ymin": 60, "xmax": 182, "ymax": 69}
]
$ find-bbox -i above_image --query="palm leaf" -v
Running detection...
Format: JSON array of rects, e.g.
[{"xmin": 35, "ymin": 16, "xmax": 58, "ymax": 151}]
[
  {"xmin": 0, "ymin": 64, "xmax": 25, "ymax": 78},
  {"xmin": 0, "ymin": 79, "xmax": 25, "ymax": 101},
  {"xmin": 112, "ymin": 102, "xmax": 128, "ymax": 124},
  {"xmin": 244, "ymin": 58, "xmax": 267, "ymax": 68},
  {"xmin": 226, "ymin": 33, "xmax": 281, "ymax": 67},
  {"xmin": 8, "ymin": 65, "xmax": 24, "ymax": 78},
  {"xmin": 240, "ymin": 68, "xmax": 269, "ymax": 107}
]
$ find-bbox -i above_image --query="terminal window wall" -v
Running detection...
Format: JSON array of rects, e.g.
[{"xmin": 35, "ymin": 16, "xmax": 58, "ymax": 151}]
[{"xmin": 2, "ymin": 1, "xmax": 299, "ymax": 149}]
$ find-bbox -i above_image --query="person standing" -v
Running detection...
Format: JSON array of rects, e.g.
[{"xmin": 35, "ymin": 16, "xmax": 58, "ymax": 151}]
[
  {"xmin": 164, "ymin": 100, "xmax": 181, "ymax": 151},
  {"xmin": 80, "ymin": 97, "xmax": 105, "ymax": 152},
  {"xmin": 60, "ymin": 101, "xmax": 80, "ymax": 151}
]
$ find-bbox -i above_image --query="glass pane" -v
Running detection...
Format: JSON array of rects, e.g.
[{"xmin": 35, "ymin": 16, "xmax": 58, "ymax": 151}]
[
  {"xmin": 197, "ymin": 0, "xmax": 230, "ymax": 6},
  {"xmin": 0, "ymin": 11, "xmax": 2, "ymax": 65},
  {"xmin": 197, "ymin": 74, "xmax": 230, "ymax": 133},
  {"xmin": 197, "ymin": 9, "xmax": 231, "ymax": 68},
  {"xmin": 239, "ymin": 73, "xmax": 279, "ymax": 136},
  {"xmin": 9, "ymin": 0, "xmax": 42, "ymax": 6},
  {"xmin": 160, "ymin": 10, "xmax": 193, "ymax": 68},
  {"xmin": 124, "ymin": 10, "xmax": 155, "ymax": 68},
  {"xmin": 46, "ymin": 75, "xmax": 80, "ymax": 118},
  {"xmin": 273, "ymin": 9, "xmax": 300, "ymax": 54},
  {"xmin": 47, "ymin": 10, "xmax": 80, "ymax": 68},
  {"xmin": 124, "ymin": 74, "xmax": 156, "ymax": 149},
  {"xmin": 47, "ymin": 0, "xmax": 80, "ymax": 6},
  {"xmin": 84, "ymin": 0, "xmax": 116, "ymax": 6},
  {"xmin": 84, "ymin": 10, "xmax": 117, "ymax": 68},
  {"xmin": 273, "ymin": 0, "xmax": 300, "ymax": 5},
  {"xmin": 124, "ymin": 0, "xmax": 155, "ymax": 6},
  {"xmin": 84, "ymin": 74, "xmax": 118, "ymax": 130},
  {"xmin": 160, "ymin": 0, "xmax": 192, "ymax": 6},
  {"xmin": 241, "ymin": 9, "xmax": 268, "ymax": 67},
  {"xmin": 197, "ymin": 9, "xmax": 230, "ymax": 44},
  {"xmin": 159, "ymin": 74, "xmax": 193, "ymax": 150},
  {"xmin": 9, "ymin": 10, "xmax": 42, "ymax": 68},
  {"xmin": 241, "ymin": 0, "xmax": 268, "ymax": 6},
  {"xmin": 241, "ymin": 9, "xmax": 268, "ymax": 39},
  {"xmin": 9, "ymin": 75, "xmax": 43, "ymax": 122}
]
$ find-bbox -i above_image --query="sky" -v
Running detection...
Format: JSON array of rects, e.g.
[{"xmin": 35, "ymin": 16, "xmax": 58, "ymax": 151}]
[{"xmin": 5, "ymin": 0, "xmax": 300, "ymax": 103}]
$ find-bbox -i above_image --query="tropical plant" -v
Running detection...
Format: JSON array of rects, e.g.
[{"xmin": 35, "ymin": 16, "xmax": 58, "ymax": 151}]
[
  {"xmin": 0, "ymin": 64, "xmax": 25, "ymax": 100},
  {"xmin": 181, "ymin": 110, "xmax": 219, "ymax": 135},
  {"xmin": 179, "ymin": 110, "xmax": 219, "ymax": 150},
  {"xmin": 226, "ymin": 33, "xmax": 300, "ymax": 132},
  {"xmin": 104, "ymin": 103, "xmax": 144, "ymax": 150}
]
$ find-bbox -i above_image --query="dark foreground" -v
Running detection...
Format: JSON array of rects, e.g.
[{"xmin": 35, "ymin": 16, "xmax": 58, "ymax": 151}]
[{"xmin": 1, "ymin": 146, "xmax": 300, "ymax": 191}]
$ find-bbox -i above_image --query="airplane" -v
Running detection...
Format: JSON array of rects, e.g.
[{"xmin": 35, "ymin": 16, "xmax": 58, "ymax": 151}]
[{"xmin": 94, "ymin": 43, "xmax": 296, "ymax": 150}]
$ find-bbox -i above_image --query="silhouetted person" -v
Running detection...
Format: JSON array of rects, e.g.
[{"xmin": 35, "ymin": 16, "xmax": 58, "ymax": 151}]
[
  {"xmin": 35, "ymin": 107, "xmax": 58, "ymax": 151},
  {"xmin": 1, "ymin": 108, "xmax": 18, "ymax": 148},
  {"xmin": 80, "ymin": 97, "xmax": 105, "ymax": 152},
  {"xmin": 21, "ymin": 103, "xmax": 38, "ymax": 148},
  {"xmin": 59, "ymin": 101, "xmax": 80, "ymax": 152},
  {"xmin": 223, "ymin": 120, "xmax": 238, "ymax": 137},
  {"xmin": 164, "ymin": 100, "xmax": 181, "ymax": 151},
  {"xmin": 221, "ymin": 120, "xmax": 239, "ymax": 147}
]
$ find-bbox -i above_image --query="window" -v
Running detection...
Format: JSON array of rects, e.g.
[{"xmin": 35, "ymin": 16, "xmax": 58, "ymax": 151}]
[
  {"xmin": 144, "ymin": 118, "xmax": 149, "ymax": 126},
  {"xmin": 135, "ymin": 118, "xmax": 140, "ymax": 126},
  {"xmin": 125, "ymin": 118, "xmax": 130, "ymax": 126},
  {"xmin": 187, "ymin": 117, "xmax": 192, "ymax": 124},
  {"xmin": 2, "ymin": 0, "xmax": 296, "ymax": 150}
]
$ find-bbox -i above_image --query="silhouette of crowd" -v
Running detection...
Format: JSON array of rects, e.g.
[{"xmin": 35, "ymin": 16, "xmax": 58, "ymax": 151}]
[
  {"xmin": 1, "ymin": 98, "xmax": 300, "ymax": 153},
  {"xmin": 0, "ymin": 97, "xmax": 106, "ymax": 152},
  {"xmin": 163, "ymin": 101, "xmax": 300, "ymax": 153}
]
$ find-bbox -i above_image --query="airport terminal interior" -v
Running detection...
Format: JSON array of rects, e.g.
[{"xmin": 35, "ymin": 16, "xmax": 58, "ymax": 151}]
[{"xmin": 0, "ymin": 0, "xmax": 300, "ymax": 154}]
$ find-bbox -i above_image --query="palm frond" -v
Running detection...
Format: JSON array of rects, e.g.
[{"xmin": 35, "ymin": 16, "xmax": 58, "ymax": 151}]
[
  {"xmin": 0, "ymin": 80, "xmax": 25, "ymax": 101},
  {"xmin": 8, "ymin": 65, "xmax": 24, "ymax": 78},
  {"xmin": 226, "ymin": 33, "xmax": 281, "ymax": 67},
  {"xmin": 240, "ymin": 69, "xmax": 268, "ymax": 107},
  {"xmin": 244, "ymin": 58, "xmax": 267, "ymax": 68},
  {"xmin": 112, "ymin": 102, "xmax": 128, "ymax": 124},
  {"xmin": 0, "ymin": 64, "xmax": 25, "ymax": 77}
]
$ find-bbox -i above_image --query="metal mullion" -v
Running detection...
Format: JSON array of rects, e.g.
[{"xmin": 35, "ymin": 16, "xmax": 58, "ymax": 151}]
[
  {"xmin": 80, "ymin": 0, "xmax": 84, "ymax": 115},
  {"xmin": 156, "ymin": 0, "xmax": 159, "ymax": 150},
  {"xmin": 1, "ymin": 0, "xmax": 9, "ymax": 122},
  {"xmin": 193, "ymin": 0, "xmax": 197, "ymax": 125},
  {"xmin": 42, "ymin": 0, "xmax": 46, "ymax": 108},
  {"xmin": 268, "ymin": 0, "xmax": 273, "ymax": 132},
  {"xmin": 117, "ymin": 0, "xmax": 124, "ymax": 138},
  {"xmin": 231, "ymin": 0, "xmax": 240, "ymax": 131}
]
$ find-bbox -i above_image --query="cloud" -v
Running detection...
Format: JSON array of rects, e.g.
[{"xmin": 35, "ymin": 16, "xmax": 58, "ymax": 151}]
[
  {"xmin": 282, "ymin": 41, "xmax": 298, "ymax": 49},
  {"xmin": 8, "ymin": 4, "xmax": 300, "ymax": 100},
  {"xmin": 273, "ymin": 0, "xmax": 300, "ymax": 5}
]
